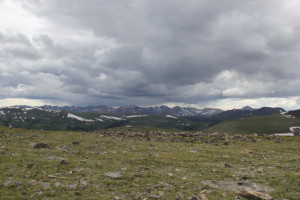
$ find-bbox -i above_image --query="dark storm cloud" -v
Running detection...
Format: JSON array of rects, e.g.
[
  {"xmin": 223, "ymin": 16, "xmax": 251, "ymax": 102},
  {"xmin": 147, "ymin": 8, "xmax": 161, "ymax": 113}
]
[{"xmin": 2, "ymin": 0, "xmax": 300, "ymax": 106}]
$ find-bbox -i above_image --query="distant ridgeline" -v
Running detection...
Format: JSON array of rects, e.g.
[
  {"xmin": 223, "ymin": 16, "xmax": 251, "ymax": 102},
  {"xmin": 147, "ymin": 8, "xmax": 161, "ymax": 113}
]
[
  {"xmin": 0, "ymin": 105, "xmax": 292, "ymax": 133},
  {"xmin": 40, "ymin": 105, "xmax": 223, "ymax": 117}
]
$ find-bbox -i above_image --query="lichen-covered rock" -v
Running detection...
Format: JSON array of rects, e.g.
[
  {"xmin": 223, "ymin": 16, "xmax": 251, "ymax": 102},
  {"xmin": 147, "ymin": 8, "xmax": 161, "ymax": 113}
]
[
  {"xmin": 105, "ymin": 172, "xmax": 122, "ymax": 179},
  {"xmin": 238, "ymin": 189, "xmax": 273, "ymax": 200},
  {"xmin": 202, "ymin": 180, "xmax": 273, "ymax": 200},
  {"xmin": 3, "ymin": 180, "xmax": 22, "ymax": 187}
]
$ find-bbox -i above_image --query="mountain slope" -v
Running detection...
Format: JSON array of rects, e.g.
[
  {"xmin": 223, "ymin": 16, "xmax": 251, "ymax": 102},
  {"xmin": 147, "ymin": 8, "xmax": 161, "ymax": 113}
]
[
  {"xmin": 211, "ymin": 107, "xmax": 285, "ymax": 121},
  {"xmin": 285, "ymin": 109, "xmax": 300, "ymax": 118},
  {"xmin": 203, "ymin": 114, "xmax": 300, "ymax": 134}
]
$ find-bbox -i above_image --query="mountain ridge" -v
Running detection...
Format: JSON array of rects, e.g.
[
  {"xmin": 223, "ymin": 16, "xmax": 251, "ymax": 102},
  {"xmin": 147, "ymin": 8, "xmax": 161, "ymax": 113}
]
[{"xmin": 39, "ymin": 105, "xmax": 223, "ymax": 117}]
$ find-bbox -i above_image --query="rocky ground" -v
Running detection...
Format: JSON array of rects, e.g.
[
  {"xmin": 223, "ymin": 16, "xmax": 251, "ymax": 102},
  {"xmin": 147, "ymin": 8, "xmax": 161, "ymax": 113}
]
[{"xmin": 0, "ymin": 127, "xmax": 299, "ymax": 199}]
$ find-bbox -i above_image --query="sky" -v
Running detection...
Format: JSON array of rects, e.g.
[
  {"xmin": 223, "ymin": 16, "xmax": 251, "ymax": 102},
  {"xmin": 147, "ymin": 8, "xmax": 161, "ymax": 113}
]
[{"xmin": 1, "ymin": 0, "xmax": 300, "ymax": 110}]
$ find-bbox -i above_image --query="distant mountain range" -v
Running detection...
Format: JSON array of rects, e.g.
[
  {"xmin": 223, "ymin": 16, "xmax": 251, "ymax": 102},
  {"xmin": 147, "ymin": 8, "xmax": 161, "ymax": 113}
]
[
  {"xmin": 40, "ymin": 105, "xmax": 223, "ymax": 117},
  {"xmin": 0, "ymin": 106, "xmax": 215, "ymax": 131},
  {"xmin": 0, "ymin": 105, "xmax": 291, "ymax": 132}
]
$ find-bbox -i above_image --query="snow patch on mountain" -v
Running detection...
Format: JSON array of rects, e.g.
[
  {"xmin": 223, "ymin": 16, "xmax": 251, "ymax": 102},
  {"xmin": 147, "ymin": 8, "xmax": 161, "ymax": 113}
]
[
  {"xmin": 67, "ymin": 113, "xmax": 94, "ymax": 122},
  {"xmin": 166, "ymin": 115, "xmax": 178, "ymax": 119},
  {"xmin": 23, "ymin": 107, "xmax": 34, "ymax": 111},
  {"xmin": 126, "ymin": 115, "xmax": 148, "ymax": 118},
  {"xmin": 100, "ymin": 115, "xmax": 124, "ymax": 121}
]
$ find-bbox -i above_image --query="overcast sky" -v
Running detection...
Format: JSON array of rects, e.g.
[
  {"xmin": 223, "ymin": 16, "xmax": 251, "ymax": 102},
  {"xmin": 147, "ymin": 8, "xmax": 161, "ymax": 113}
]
[{"xmin": 1, "ymin": 0, "xmax": 300, "ymax": 110}]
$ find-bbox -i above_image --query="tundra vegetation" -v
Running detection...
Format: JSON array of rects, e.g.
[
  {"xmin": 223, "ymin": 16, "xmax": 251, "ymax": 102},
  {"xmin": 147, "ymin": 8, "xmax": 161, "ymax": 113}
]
[{"xmin": 0, "ymin": 126, "xmax": 299, "ymax": 199}]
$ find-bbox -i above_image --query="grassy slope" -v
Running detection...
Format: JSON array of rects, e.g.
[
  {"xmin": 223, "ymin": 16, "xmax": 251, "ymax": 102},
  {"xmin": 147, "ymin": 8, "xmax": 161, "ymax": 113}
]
[
  {"xmin": 203, "ymin": 114, "xmax": 300, "ymax": 134},
  {"xmin": 0, "ymin": 127, "xmax": 300, "ymax": 199}
]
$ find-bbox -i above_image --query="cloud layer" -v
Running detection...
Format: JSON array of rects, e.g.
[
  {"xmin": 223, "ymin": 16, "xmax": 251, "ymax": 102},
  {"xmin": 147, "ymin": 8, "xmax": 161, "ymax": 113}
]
[{"xmin": 1, "ymin": 0, "xmax": 300, "ymax": 109}]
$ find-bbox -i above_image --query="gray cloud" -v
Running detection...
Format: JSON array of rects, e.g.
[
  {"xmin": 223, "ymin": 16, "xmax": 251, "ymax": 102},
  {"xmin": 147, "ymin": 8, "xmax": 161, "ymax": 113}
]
[{"xmin": 1, "ymin": 0, "xmax": 300, "ymax": 107}]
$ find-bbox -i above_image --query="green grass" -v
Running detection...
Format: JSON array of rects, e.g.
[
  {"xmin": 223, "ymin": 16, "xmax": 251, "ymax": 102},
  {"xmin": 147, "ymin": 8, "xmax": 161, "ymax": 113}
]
[
  {"xmin": 203, "ymin": 114, "xmax": 300, "ymax": 134},
  {"xmin": 0, "ymin": 126, "xmax": 300, "ymax": 199}
]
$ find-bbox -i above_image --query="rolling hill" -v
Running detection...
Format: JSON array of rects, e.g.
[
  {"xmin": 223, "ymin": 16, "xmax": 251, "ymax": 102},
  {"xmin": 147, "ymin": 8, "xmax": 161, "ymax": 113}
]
[
  {"xmin": 202, "ymin": 114, "xmax": 300, "ymax": 134},
  {"xmin": 210, "ymin": 107, "xmax": 285, "ymax": 121}
]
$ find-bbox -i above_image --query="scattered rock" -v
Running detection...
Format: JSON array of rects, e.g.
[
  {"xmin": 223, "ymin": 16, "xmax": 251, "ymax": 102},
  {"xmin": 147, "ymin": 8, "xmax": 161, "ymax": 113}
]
[
  {"xmin": 54, "ymin": 181, "xmax": 62, "ymax": 187},
  {"xmin": 33, "ymin": 143, "xmax": 50, "ymax": 149},
  {"xmin": 237, "ymin": 182, "xmax": 273, "ymax": 193},
  {"xmin": 158, "ymin": 191, "xmax": 164, "ymax": 196},
  {"xmin": 241, "ymin": 149, "xmax": 253, "ymax": 156},
  {"xmin": 36, "ymin": 191, "xmax": 44, "ymax": 196},
  {"xmin": 105, "ymin": 172, "xmax": 122, "ymax": 179},
  {"xmin": 66, "ymin": 170, "xmax": 73, "ymax": 175},
  {"xmin": 187, "ymin": 194, "xmax": 208, "ymax": 200},
  {"xmin": 48, "ymin": 175, "xmax": 58, "ymax": 178},
  {"xmin": 73, "ymin": 167, "xmax": 85, "ymax": 172},
  {"xmin": 28, "ymin": 180, "xmax": 50, "ymax": 189},
  {"xmin": 79, "ymin": 177, "xmax": 90, "ymax": 188},
  {"xmin": 95, "ymin": 184, "xmax": 103, "ymax": 190},
  {"xmin": 238, "ymin": 188, "xmax": 273, "ymax": 200},
  {"xmin": 66, "ymin": 183, "xmax": 77, "ymax": 190},
  {"xmin": 202, "ymin": 181, "xmax": 273, "ymax": 199},
  {"xmin": 257, "ymin": 167, "xmax": 264, "ymax": 173},
  {"xmin": 58, "ymin": 146, "xmax": 69, "ymax": 152},
  {"xmin": 3, "ymin": 180, "xmax": 22, "ymax": 187},
  {"xmin": 39, "ymin": 181, "xmax": 51, "ymax": 189},
  {"xmin": 187, "ymin": 196, "xmax": 199, "ymax": 200},
  {"xmin": 190, "ymin": 150, "xmax": 202, "ymax": 153},
  {"xmin": 198, "ymin": 194, "xmax": 209, "ymax": 200}
]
